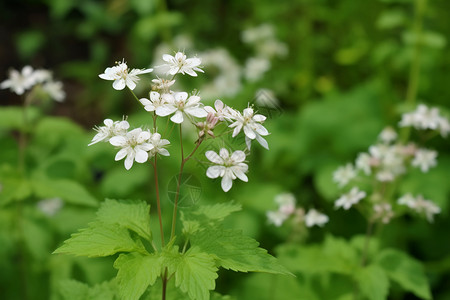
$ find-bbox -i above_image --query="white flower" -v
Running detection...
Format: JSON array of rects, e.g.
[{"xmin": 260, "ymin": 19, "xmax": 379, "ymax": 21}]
[
  {"xmin": 397, "ymin": 193, "xmax": 416, "ymax": 207},
  {"xmin": 335, "ymin": 187, "xmax": 366, "ymax": 210},
  {"xmin": 204, "ymin": 99, "xmax": 235, "ymax": 122},
  {"xmin": 304, "ymin": 209, "xmax": 329, "ymax": 227},
  {"xmin": 148, "ymin": 132, "xmax": 170, "ymax": 157},
  {"xmin": 398, "ymin": 194, "xmax": 440, "ymax": 222},
  {"xmin": 160, "ymin": 52, "xmax": 204, "ymax": 77},
  {"xmin": 244, "ymin": 57, "xmax": 271, "ymax": 82},
  {"xmin": 412, "ymin": 148, "xmax": 437, "ymax": 172},
  {"xmin": 266, "ymin": 210, "xmax": 289, "ymax": 227},
  {"xmin": 274, "ymin": 193, "xmax": 296, "ymax": 215},
  {"xmin": 333, "ymin": 163, "xmax": 357, "ymax": 187},
  {"xmin": 205, "ymin": 148, "xmax": 248, "ymax": 192},
  {"xmin": 355, "ymin": 153, "xmax": 374, "ymax": 175},
  {"xmin": 42, "ymin": 80, "xmax": 65, "ymax": 102},
  {"xmin": 140, "ymin": 91, "xmax": 170, "ymax": 112},
  {"xmin": 151, "ymin": 78, "xmax": 175, "ymax": 91},
  {"xmin": 229, "ymin": 107, "xmax": 269, "ymax": 150},
  {"xmin": 378, "ymin": 127, "xmax": 397, "ymax": 144},
  {"xmin": 32, "ymin": 69, "xmax": 52, "ymax": 83},
  {"xmin": 89, "ymin": 118, "xmax": 130, "ymax": 146},
  {"xmin": 373, "ymin": 203, "xmax": 394, "ymax": 224},
  {"xmin": 1, "ymin": 66, "xmax": 35, "ymax": 95},
  {"xmin": 99, "ymin": 60, "xmax": 153, "ymax": 90},
  {"xmin": 438, "ymin": 116, "xmax": 450, "ymax": 137},
  {"xmin": 37, "ymin": 198, "xmax": 64, "ymax": 217},
  {"xmin": 376, "ymin": 170, "xmax": 395, "ymax": 182},
  {"xmin": 109, "ymin": 128, "xmax": 153, "ymax": 170},
  {"xmin": 399, "ymin": 104, "xmax": 449, "ymax": 137},
  {"xmin": 156, "ymin": 91, "xmax": 207, "ymax": 123}
]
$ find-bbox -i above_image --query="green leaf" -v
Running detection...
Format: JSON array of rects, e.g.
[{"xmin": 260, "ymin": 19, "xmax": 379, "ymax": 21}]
[
  {"xmin": 114, "ymin": 252, "xmax": 162, "ymax": 300},
  {"xmin": 97, "ymin": 199, "xmax": 152, "ymax": 241},
  {"xmin": 54, "ymin": 222, "xmax": 145, "ymax": 257},
  {"xmin": 0, "ymin": 106, "xmax": 40, "ymax": 131},
  {"xmin": 58, "ymin": 279, "xmax": 116, "ymax": 300},
  {"xmin": 356, "ymin": 264, "xmax": 389, "ymax": 300},
  {"xmin": 191, "ymin": 228, "xmax": 291, "ymax": 275},
  {"xmin": 162, "ymin": 246, "xmax": 218, "ymax": 300},
  {"xmin": 0, "ymin": 166, "xmax": 32, "ymax": 205},
  {"xmin": 32, "ymin": 178, "xmax": 98, "ymax": 207},
  {"xmin": 181, "ymin": 202, "xmax": 241, "ymax": 235},
  {"xmin": 375, "ymin": 249, "xmax": 432, "ymax": 299}
]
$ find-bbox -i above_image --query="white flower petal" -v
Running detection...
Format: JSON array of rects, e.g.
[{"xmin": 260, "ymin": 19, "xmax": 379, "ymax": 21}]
[
  {"xmin": 219, "ymin": 148, "xmax": 229, "ymax": 159},
  {"xmin": 135, "ymin": 149, "xmax": 149, "ymax": 163},
  {"xmin": 221, "ymin": 174, "xmax": 233, "ymax": 192},
  {"xmin": 170, "ymin": 111, "xmax": 184, "ymax": 123},
  {"xmin": 206, "ymin": 166, "xmax": 223, "ymax": 179},
  {"xmin": 205, "ymin": 151, "xmax": 223, "ymax": 164},
  {"xmin": 156, "ymin": 105, "xmax": 177, "ymax": 116},
  {"xmin": 113, "ymin": 79, "xmax": 126, "ymax": 90},
  {"xmin": 115, "ymin": 148, "xmax": 128, "ymax": 161},
  {"xmin": 230, "ymin": 150, "xmax": 246, "ymax": 162}
]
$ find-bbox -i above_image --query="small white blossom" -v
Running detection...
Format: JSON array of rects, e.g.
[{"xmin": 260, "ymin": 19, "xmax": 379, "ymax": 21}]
[
  {"xmin": 160, "ymin": 52, "xmax": 204, "ymax": 77},
  {"xmin": 1, "ymin": 66, "xmax": 35, "ymax": 95},
  {"xmin": 151, "ymin": 78, "xmax": 175, "ymax": 91},
  {"xmin": 244, "ymin": 57, "xmax": 271, "ymax": 82},
  {"xmin": 42, "ymin": 80, "xmax": 65, "ymax": 102},
  {"xmin": 333, "ymin": 163, "xmax": 357, "ymax": 187},
  {"xmin": 229, "ymin": 107, "xmax": 269, "ymax": 150},
  {"xmin": 412, "ymin": 148, "xmax": 437, "ymax": 172},
  {"xmin": 156, "ymin": 92, "xmax": 207, "ymax": 124},
  {"xmin": 140, "ymin": 91, "xmax": 170, "ymax": 112},
  {"xmin": 274, "ymin": 193, "xmax": 296, "ymax": 215},
  {"xmin": 376, "ymin": 170, "xmax": 395, "ymax": 182},
  {"xmin": 373, "ymin": 203, "xmax": 394, "ymax": 224},
  {"xmin": 304, "ymin": 209, "xmax": 329, "ymax": 227},
  {"xmin": 378, "ymin": 127, "xmax": 397, "ymax": 144},
  {"xmin": 266, "ymin": 210, "xmax": 289, "ymax": 227},
  {"xmin": 99, "ymin": 60, "xmax": 153, "ymax": 90},
  {"xmin": 204, "ymin": 99, "xmax": 235, "ymax": 122},
  {"xmin": 398, "ymin": 194, "xmax": 440, "ymax": 222},
  {"xmin": 148, "ymin": 132, "xmax": 170, "ymax": 157},
  {"xmin": 205, "ymin": 148, "xmax": 248, "ymax": 192},
  {"xmin": 37, "ymin": 198, "xmax": 64, "ymax": 217},
  {"xmin": 110, "ymin": 128, "xmax": 153, "ymax": 170},
  {"xmin": 335, "ymin": 187, "xmax": 366, "ymax": 210},
  {"xmin": 89, "ymin": 118, "xmax": 130, "ymax": 146},
  {"xmin": 399, "ymin": 104, "xmax": 450, "ymax": 137},
  {"xmin": 355, "ymin": 152, "xmax": 374, "ymax": 175}
]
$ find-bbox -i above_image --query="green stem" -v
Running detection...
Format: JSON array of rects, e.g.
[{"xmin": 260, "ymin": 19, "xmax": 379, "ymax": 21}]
[
  {"xmin": 401, "ymin": 0, "xmax": 427, "ymax": 143},
  {"xmin": 152, "ymin": 158, "xmax": 165, "ymax": 247}
]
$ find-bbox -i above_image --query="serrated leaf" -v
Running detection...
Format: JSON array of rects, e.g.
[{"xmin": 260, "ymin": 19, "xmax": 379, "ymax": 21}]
[
  {"xmin": 54, "ymin": 222, "xmax": 145, "ymax": 257},
  {"xmin": 191, "ymin": 228, "xmax": 291, "ymax": 275},
  {"xmin": 114, "ymin": 252, "xmax": 162, "ymax": 300},
  {"xmin": 181, "ymin": 202, "xmax": 241, "ymax": 235},
  {"xmin": 375, "ymin": 249, "xmax": 431, "ymax": 299},
  {"xmin": 59, "ymin": 279, "xmax": 116, "ymax": 300},
  {"xmin": 162, "ymin": 246, "xmax": 218, "ymax": 300},
  {"xmin": 97, "ymin": 199, "xmax": 152, "ymax": 241},
  {"xmin": 356, "ymin": 264, "xmax": 389, "ymax": 300},
  {"xmin": 32, "ymin": 178, "xmax": 98, "ymax": 207}
]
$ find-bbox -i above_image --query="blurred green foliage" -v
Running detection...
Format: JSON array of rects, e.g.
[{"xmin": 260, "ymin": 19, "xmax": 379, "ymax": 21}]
[{"xmin": 1, "ymin": 0, "xmax": 450, "ymax": 299}]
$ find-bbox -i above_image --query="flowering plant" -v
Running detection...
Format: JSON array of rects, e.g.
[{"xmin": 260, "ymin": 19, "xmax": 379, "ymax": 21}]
[{"xmin": 53, "ymin": 52, "xmax": 290, "ymax": 300}]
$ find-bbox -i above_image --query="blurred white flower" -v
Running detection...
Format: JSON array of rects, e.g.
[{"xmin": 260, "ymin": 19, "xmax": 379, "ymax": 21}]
[
  {"xmin": 229, "ymin": 107, "xmax": 269, "ymax": 150},
  {"xmin": 156, "ymin": 92, "xmax": 207, "ymax": 124},
  {"xmin": 110, "ymin": 128, "xmax": 153, "ymax": 170},
  {"xmin": 205, "ymin": 148, "xmax": 248, "ymax": 192},
  {"xmin": 378, "ymin": 127, "xmax": 397, "ymax": 144},
  {"xmin": 376, "ymin": 170, "xmax": 395, "ymax": 182},
  {"xmin": 398, "ymin": 194, "xmax": 440, "ymax": 222},
  {"xmin": 333, "ymin": 163, "xmax": 357, "ymax": 187},
  {"xmin": 244, "ymin": 57, "xmax": 271, "ymax": 82},
  {"xmin": 335, "ymin": 187, "xmax": 366, "ymax": 210},
  {"xmin": 274, "ymin": 193, "xmax": 296, "ymax": 215},
  {"xmin": 37, "ymin": 198, "xmax": 64, "ymax": 217},
  {"xmin": 42, "ymin": 80, "xmax": 65, "ymax": 102},
  {"xmin": 160, "ymin": 52, "xmax": 204, "ymax": 77},
  {"xmin": 412, "ymin": 148, "xmax": 437, "ymax": 172},
  {"xmin": 266, "ymin": 210, "xmax": 289, "ymax": 227},
  {"xmin": 88, "ymin": 118, "xmax": 130, "ymax": 146},
  {"xmin": 151, "ymin": 78, "xmax": 175, "ymax": 92},
  {"xmin": 355, "ymin": 152, "xmax": 374, "ymax": 175},
  {"xmin": 399, "ymin": 104, "xmax": 450, "ymax": 137},
  {"xmin": 254, "ymin": 89, "xmax": 279, "ymax": 109},
  {"xmin": 304, "ymin": 209, "xmax": 329, "ymax": 227},
  {"xmin": 99, "ymin": 60, "xmax": 153, "ymax": 90},
  {"xmin": 373, "ymin": 203, "xmax": 394, "ymax": 224},
  {"xmin": 1, "ymin": 66, "xmax": 35, "ymax": 95}
]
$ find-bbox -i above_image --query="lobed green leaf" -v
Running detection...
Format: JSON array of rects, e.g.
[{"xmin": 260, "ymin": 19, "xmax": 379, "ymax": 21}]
[{"xmin": 355, "ymin": 264, "xmax": 389, "ymax": 300}]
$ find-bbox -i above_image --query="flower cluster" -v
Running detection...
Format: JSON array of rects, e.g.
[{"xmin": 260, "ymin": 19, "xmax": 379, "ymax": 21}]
[
  {"xmin": 1, "ymin": 66, "xmax": 65, "ymax": 101},
  {"xmin": 332, "ymin": 104, "xmax": 446, "ymax": 223},
  {"xmin": 91, "ymin": 52, "xmax": 271, "ymax": 192},
  {"xmin": 399, "ymin": 104, "xmax": 450, "ymax": 137},
  {"xmin": 267, "ymin": 193, "xmax": 329, "ymax": 228},
  {"xmin": 89, "ymin": 118, "xmax": 170, "ymax": 170}
]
